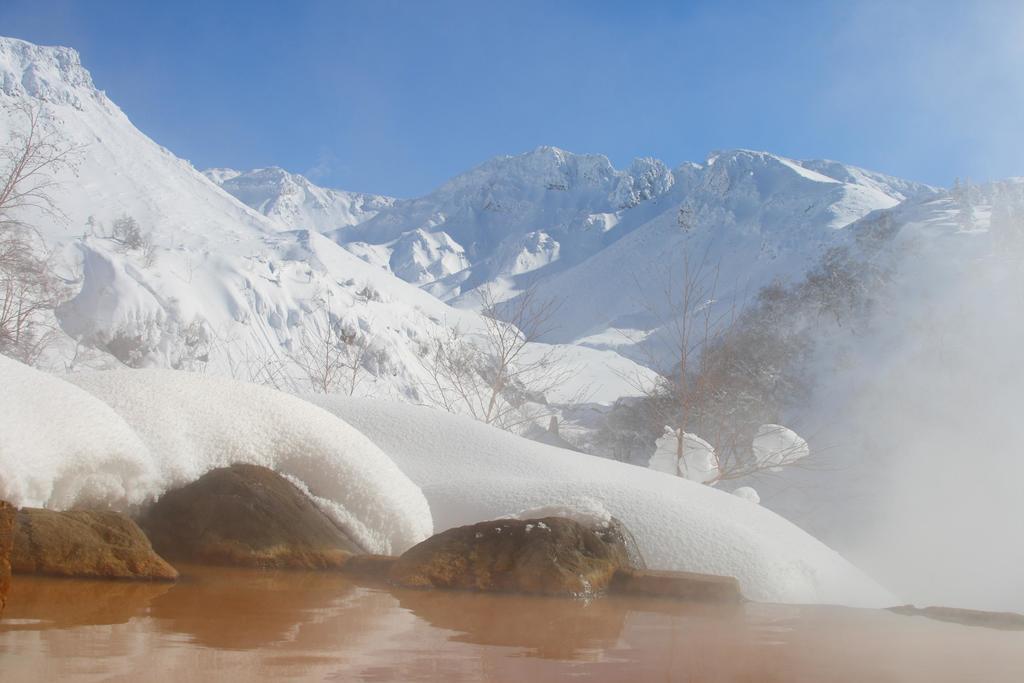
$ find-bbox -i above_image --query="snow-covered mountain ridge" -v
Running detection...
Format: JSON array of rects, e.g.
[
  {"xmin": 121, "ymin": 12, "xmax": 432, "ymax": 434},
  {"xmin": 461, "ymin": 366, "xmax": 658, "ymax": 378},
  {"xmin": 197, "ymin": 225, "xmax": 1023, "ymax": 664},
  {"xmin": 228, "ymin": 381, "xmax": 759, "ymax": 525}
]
[
  {"xmin": 212, "ymin": 142, "xmax": 936, "ymax": 352},
  {"xmin": 203, "ymin": 166, "xmax": 395, "ymax": 233}
]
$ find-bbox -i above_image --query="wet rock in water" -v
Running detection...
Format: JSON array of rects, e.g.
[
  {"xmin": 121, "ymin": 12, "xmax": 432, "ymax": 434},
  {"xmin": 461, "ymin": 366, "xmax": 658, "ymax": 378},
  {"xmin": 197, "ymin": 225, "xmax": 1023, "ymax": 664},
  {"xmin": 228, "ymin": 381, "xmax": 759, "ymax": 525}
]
[
  {"xmin": 341, "ymin": 554, "xmax": 398, "ymax": 579},
  {"xmin": 12, "ymin": 508, "xmax": 178, "ymax": 581},
  {"xmin": 1, "ymin": 501, "xmax": 14, "ymax": 611},
  {"xmin": 390, "ymin": 516, "xmax": 635, "ymax": 596},
  {"xmin": 888, "ymin": 604, "xmax": 1024, "ymax": 631},
  {"xmin": 611, "ymin": 568, "xmax": 743, "ymax": 602},
  {"xmin": 139, "ymin": 463, "xmax": 362, "ymax": 569}
]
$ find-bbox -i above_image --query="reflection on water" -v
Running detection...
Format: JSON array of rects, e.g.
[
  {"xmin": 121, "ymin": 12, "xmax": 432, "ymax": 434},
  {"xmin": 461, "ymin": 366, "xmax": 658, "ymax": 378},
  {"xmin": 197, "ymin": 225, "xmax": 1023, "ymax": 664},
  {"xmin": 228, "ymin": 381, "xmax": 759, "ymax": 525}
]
[{"xmin": 1, "ymin": 565, "xmax": 1023, "ymax": 682}]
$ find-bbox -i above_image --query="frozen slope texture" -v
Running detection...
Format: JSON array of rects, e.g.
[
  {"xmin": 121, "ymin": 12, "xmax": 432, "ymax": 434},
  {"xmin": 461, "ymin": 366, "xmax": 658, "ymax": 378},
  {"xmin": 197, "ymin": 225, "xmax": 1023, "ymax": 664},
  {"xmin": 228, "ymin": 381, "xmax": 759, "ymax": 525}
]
[
  {"xmin": 65, "ymin": 369, "xmax": 433, "ymax": 554},
  {"xmin": 0, "ymin": 354, "xmax": 159, "ymax": 510},
  {"xmin": 311, "ymin": 396, "xmax": 894, "ymax": 607},
  {"xmin": 205, "ymin": 166, "xmax": 395, "ymax": 233}
]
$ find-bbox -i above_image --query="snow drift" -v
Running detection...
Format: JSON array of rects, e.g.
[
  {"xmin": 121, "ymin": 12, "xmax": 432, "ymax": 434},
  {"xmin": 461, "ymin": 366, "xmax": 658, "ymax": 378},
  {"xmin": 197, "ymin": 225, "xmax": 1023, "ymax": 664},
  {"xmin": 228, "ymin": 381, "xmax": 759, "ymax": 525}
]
[
  {"xmin": 310, "ymin": 396, "xmax": 894, "ymax": 607},
  {"xmin": 0, "ymin": 356, "xmax": 432, "ymax": 554},
  {"xmin": 0, "ymin": 354, "xmax": 159, "ymax": 509}
]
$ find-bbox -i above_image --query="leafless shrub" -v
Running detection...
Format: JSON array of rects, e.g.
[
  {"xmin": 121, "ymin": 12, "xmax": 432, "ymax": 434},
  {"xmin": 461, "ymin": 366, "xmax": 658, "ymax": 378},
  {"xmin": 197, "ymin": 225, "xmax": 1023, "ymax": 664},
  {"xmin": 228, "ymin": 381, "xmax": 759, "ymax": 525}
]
[
  {"xmin": 419, "ymin": 284, "xmax": 583, "ymax": 431},
  {"xmin": 0, "ymin": 100, "xmax": 78, "ymax": 364},
  {"xmin": 293, "ymin": 300, "xmax": 374, "ymax": 395}
]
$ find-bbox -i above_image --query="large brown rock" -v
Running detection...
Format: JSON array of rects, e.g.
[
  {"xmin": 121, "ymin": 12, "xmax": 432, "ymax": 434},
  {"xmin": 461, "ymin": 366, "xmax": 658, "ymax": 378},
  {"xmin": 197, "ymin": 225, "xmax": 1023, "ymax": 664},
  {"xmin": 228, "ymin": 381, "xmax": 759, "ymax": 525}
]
[
  {"xmin": 139, "ymin": 463, "xmax": 362, "ymax": 569},
  {"xmin": 389, "ymin": 516, "xmax": 636, "ymax": 596},
  {"xmin": 12, "ymin": 507, "xmax": 178, "ymax": 581},
  {"xmin": 1, "ymin": 501, "xmax": 14, "ymax": 611}
]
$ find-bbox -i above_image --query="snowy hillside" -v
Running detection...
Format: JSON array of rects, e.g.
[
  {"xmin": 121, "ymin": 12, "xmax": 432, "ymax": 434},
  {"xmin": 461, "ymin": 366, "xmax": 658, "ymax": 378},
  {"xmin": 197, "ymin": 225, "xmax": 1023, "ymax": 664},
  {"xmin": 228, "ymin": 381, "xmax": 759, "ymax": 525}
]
[
  {"xmin": 205, "ymin": 166, "xmax": 394, "ymax": 233},
  {"xmin": 0, "ymin": 36, "xmax": 649, "ymax": 412}
]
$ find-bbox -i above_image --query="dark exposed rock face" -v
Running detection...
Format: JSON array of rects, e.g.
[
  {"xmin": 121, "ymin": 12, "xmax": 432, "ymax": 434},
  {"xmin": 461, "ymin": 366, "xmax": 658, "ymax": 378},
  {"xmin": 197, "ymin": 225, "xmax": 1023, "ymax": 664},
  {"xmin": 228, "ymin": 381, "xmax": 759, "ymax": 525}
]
[
  {"xmin": 12, "ymin": 508, "xmax": 178, "ymax": 581},
  {"xmin": 139, "ymin": 463, "xmax": 362, "ymax": 569},
  {"xmin": 0, "ymin": 501, "xmax": 14, "ymax": 611},
  {"xmin": 389, "ymin": 517, "xmax": 635, "ymax": 596}
]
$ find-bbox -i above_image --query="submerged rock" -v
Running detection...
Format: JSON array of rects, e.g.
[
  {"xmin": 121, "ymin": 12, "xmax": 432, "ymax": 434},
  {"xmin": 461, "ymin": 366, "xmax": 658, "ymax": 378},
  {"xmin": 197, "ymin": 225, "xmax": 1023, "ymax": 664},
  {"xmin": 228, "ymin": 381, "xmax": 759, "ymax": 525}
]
[
  {"xmin": 1, "ymin": 501, "xmax": 13, "ymax": 611},
  {"xmin": 611, "ymin": 568, "xmax": 742, "ymax": 602},
  {"xmin": 341, "ymin": 554, "xmax": 398, "ymax": 579},
  {"xmin": 139, "ymin": 463, "xmax": 362, "ymax": 569},
  {"xmin": 12, "ymin": 508, "xmax": 178, "ymax": 581},
  {"xmin": 390, "ymin": 516, "xmax": 635, "ymax": 596},
  {"xmin": 888, "ymin": 605, "xmax": 1024, "ymax": 631}
]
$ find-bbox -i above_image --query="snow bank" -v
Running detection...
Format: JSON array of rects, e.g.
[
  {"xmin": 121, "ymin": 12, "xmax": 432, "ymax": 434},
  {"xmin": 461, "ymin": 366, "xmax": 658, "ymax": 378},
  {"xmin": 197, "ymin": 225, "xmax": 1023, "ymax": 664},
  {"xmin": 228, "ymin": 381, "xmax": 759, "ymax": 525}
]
[
  {"xmin": 753, "ymin": 424, "xmax": 810, "ymax": 470},
  {"xmin": 0, "ymin": 355, "xmax": 159, "ymax": 509},
  {"xmin": 48, "ymin": 368, "xmax": 432, "ymax": 554},
  {"xmin": 310, "ymin": 396, "xmax": 895, "ymax": 607},
  {"xmin": 732, "ymin": 486, "xmax": 761, "ymax": 504},
  {"xmin": 648, "ymin": 428, "xmax": 719, "ymax": 483}
]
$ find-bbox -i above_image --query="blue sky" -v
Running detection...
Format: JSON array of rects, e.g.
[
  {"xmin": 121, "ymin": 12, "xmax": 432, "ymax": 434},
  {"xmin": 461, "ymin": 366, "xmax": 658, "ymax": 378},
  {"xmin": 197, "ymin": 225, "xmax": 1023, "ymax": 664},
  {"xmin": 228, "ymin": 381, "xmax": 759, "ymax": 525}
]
[{"xmin": 2, "ymin": 0, "xmax": 1022, "ymax": 197}]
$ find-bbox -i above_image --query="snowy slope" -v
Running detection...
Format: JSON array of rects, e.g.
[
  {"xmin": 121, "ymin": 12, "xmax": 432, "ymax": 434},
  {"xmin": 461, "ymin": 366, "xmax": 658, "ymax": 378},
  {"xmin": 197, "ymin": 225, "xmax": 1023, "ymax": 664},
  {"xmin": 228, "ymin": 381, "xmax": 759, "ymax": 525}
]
[
  {"xmin": 0, "ymin": 36, "xmax": 648, "ymax": 409},
  {"xmin": 205, "ymin": 166, "xmax": 394, "ymax": 233},
  {"xmin": 311, "ymin": 396, "xmax": 895, "ymax": 607}
]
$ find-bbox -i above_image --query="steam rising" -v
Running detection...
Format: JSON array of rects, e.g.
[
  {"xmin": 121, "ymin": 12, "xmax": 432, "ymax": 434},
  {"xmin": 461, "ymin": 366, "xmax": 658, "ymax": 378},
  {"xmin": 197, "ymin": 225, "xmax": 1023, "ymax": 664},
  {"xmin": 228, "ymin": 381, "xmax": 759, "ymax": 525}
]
[{"xmin": 777, "ymin": 189, "xmax": 1024, "ymax": 611}]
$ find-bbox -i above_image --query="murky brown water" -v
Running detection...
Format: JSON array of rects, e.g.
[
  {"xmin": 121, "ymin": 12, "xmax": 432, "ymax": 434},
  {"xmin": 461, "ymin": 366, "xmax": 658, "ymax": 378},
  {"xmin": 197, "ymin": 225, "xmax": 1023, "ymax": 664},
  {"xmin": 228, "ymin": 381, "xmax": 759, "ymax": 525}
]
[{"xmin": 1, "ymin": 566, "xmax": 1022, "ymax": 682}]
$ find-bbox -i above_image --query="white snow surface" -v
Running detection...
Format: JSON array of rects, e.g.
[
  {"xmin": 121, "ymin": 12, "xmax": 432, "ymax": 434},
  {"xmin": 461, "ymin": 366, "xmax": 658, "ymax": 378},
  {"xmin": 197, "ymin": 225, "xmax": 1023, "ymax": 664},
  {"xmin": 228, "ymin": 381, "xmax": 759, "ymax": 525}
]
[
  {"xmin": 511, "ymin": 497, "xmax": 613, "ymax": 528},
  {"xmin": 732, "ymin": 487, "xmax": 761, "ymax": 505},
  {"xmin": 752, "ymin": 424, "xmax": 810, "ymax": 470},
  {"xmin": 205, "ymin": 166, "xmax": 395, "ymax": 233},
  {"xmin": 53, "ymin": 367, "xmax": 432, "ymax": 555},
  {"xmin": 648, "ymin": 428, "xmax": 720, "ymax": 484},
  {"xmin": 0, "ymin": 354, "xmax": 159, "ymax": 510},
  {"xmin": 310, "ymin": 396, "xmax": 895, "ymax": 607}
]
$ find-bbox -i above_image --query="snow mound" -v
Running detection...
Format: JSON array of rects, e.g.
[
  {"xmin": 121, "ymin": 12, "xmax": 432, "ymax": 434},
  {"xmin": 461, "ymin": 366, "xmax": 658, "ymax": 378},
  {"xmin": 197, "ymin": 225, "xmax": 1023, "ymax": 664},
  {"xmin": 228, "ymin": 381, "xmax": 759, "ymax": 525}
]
[
  {"xmin": 511, "ymin": 497, "xmax": 613, "ymax": 528},
  {"xmin": 753, "ymin": 424, "xmax": 810, "ymax": 470},
  {"xmin": 648, "ymin": 428, "xmax": 719, "ymax": 484},
  {"xmin": 64, "ymin": 369, "xmax": 432, "ymax": 554},
  {"xmin": 0, "ymin": 355, "xmax": 159, "ymax": 510},
  {"xmin": 732, "ymin": 487, "xmax": 761, "ymax": 504},
  {"xmin": 310, "ymin": 397, "xmax": 894, "ymax": 606}
]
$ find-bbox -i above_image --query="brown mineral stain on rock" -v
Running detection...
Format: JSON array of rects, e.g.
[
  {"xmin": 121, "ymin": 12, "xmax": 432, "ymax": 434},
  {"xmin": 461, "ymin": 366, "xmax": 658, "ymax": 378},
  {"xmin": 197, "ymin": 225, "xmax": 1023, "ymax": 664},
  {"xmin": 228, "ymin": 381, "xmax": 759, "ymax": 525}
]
[
  {"xmin": 611, "ymin": 568, "xmax": 742, "ymax": 603},
  {"xmin": 12, "ymin": 507, "xmax": 178, "ymax": 581},
  {"xmin": 389, "ymin": 517, "xmax": 634, "ymax": 596},
  {"xmin": 0, "ymin": 500, "xmax": 14, "ymax": 611},
  {"xmin": 139, "ymin": 463, "xmax": 362, "ymax": 570}
]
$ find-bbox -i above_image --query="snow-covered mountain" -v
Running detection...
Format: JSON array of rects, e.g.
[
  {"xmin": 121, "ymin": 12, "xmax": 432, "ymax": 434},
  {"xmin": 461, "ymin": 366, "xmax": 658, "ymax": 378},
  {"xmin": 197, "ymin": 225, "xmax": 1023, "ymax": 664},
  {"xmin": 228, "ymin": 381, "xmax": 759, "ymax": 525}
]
[
  {"xmin": 205, "ymin": 166, "xmax": 394, "ymax": 233},
  {"xmin": 0, "ymin": 36, "xmax": 649, "ymax": 409},
  {"xmin": 0, "ymin": 34, "xmax": 948, "ymax": 420},
  {"xmin": 219, "ymin": 145, "xmax": 935, "ymax": 358}
]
